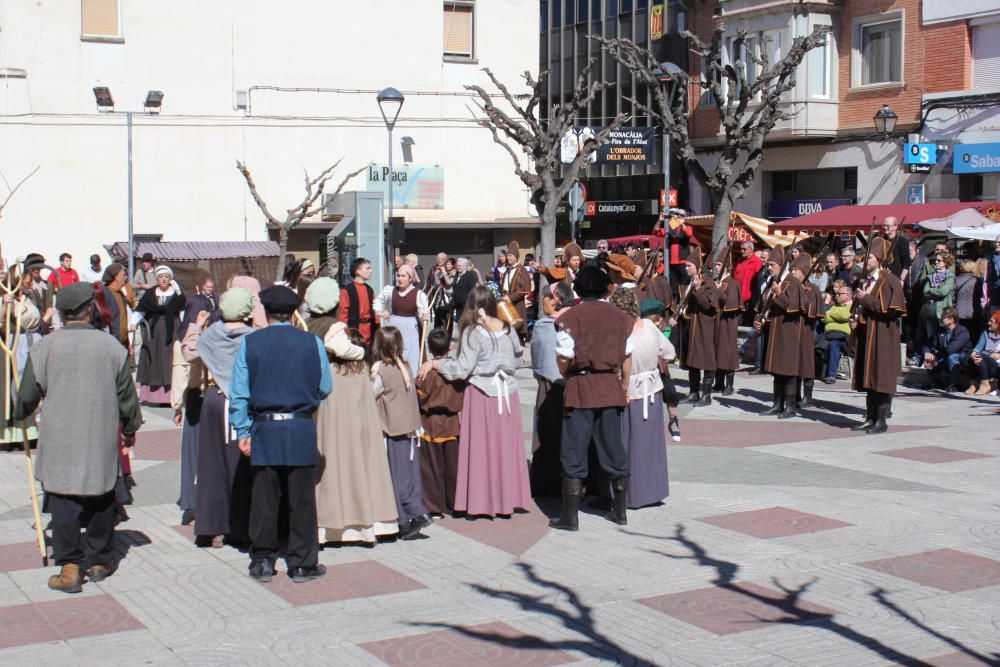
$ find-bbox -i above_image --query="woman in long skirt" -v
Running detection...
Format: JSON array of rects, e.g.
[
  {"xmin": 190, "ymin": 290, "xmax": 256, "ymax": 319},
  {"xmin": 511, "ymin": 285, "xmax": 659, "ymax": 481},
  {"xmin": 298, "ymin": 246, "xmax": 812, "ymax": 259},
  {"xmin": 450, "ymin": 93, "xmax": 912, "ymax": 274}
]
[
  {"xmin": 419, "ymin": 285, "xmax": 531, "ymax": 518},
  {"xmin": 611, "ymin": 288, "xmax": 672, "ymax": 509},
  {"xmin": 374, "ymin": 263, "xmax": 428, "ymax": 378},
  {"xmin": 136, "ymin": 266, "xmax": 185, "ymax": 405},
  {"xmin": 183, "ymin": 287, "xmax": 255, "ymax": 547}
]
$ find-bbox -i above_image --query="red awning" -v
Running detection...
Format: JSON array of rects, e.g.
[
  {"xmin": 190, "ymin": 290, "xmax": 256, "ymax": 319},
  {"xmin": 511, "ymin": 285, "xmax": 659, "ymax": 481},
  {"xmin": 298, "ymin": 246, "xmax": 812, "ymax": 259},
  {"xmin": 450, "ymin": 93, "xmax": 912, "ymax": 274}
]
[
  {"xmin": 605, "ymin": 234, "xmax": 664, "ymax": 250},
  {"xmin": 771, "ymin": 202, "xmax": 996, "ymax": 231}
]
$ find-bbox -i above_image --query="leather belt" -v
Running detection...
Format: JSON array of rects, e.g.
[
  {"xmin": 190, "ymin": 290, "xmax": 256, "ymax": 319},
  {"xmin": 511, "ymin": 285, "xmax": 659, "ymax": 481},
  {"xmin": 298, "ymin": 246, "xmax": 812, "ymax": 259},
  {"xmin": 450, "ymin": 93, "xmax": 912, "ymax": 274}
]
[
  {"xmin": 572, "ymin": 369, "xmax": 615, "ymax": 376},
  {"xmin": 256, "ymin": 412, "xmax": 310, "ymax": 422}
]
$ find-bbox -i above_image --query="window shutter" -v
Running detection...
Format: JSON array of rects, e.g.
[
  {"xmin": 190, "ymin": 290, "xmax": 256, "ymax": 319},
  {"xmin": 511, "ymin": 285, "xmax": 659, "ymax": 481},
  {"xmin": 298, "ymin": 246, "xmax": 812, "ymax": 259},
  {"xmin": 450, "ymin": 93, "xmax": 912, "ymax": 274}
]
[
  {"xmin": 81, "ymin": 0, "xmax": 119, "ymax": 37},
  {"xmin": 973, "ymin": 23, "xmax": 1000, "ymax": 88},
  {"xmin": 443, "ymin": 4, "xmax": 473, "ymax": 57}
]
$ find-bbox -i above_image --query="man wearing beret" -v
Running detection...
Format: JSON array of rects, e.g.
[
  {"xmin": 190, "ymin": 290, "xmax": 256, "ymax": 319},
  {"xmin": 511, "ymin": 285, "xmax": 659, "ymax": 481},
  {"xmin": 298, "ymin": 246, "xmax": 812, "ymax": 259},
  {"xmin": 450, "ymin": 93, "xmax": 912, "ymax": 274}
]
[
  {"xmin": 550, "ymin": 265, "xmax": 634, "ymax": 531},
  {"xmin": 15, "ymin": 282, "xmax": 142, "ymax": 593},
  {"xmin": 850, "ymin": 237, "xmax": 906, "ymax": 434},
  {"xmin": 229, "ymin": 285, "xmax": 332, "ymax": 583}
]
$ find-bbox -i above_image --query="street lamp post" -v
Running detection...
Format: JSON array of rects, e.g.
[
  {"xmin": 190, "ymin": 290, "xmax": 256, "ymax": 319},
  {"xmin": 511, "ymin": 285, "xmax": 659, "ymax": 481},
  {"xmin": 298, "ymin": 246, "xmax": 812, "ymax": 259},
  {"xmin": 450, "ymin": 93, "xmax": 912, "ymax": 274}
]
[
  {"xmin": 94, "ymin": 87, "xmax": 163, "ymax": 282},
  {"xmin": 873, "ymin": 104, "xmax": 898, "ymax": 139},
  {"xmin": 654, "ymin": 62, "xmax": 683, "ymax": 215},
  {"xmin": 376, "ymin": 87, "xmax": 405, "ymax": 274}
]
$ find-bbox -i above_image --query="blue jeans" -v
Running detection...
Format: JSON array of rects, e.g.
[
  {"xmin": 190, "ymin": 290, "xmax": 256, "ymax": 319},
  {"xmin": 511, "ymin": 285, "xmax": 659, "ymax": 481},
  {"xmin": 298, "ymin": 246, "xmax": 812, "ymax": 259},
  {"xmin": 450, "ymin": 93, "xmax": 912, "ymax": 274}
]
[
  {"xmin": 827, "ymin": 340, "xmax": 844, "ymax": 378},
  {"xmin": 944, "ymin": 352, "xmax": 968, "ymax": 386}
]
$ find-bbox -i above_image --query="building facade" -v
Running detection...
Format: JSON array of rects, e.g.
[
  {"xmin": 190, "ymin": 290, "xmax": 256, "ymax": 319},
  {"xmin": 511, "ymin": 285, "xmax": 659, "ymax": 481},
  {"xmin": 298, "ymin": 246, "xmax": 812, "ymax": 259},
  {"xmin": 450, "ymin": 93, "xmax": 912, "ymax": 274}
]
[{"xmin": 0, "ymin": 0, "xmax": 538, "ymax": 282}]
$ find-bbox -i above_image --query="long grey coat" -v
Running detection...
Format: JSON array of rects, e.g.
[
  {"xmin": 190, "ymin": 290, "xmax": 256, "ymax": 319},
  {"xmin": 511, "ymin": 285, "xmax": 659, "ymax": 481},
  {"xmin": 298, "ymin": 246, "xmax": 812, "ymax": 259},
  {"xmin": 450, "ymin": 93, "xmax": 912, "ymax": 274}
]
[{"xmin": 15, "ymin": 324, "xmax": 142, "ymax": 496}]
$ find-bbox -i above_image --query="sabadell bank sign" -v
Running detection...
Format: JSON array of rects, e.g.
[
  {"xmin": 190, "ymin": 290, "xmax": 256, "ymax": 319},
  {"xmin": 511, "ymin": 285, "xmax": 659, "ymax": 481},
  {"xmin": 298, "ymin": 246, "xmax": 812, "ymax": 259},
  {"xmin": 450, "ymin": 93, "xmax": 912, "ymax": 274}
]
[{"xmin": 954, "ymin": 143, "xmax": 1000, "ymax": 174}]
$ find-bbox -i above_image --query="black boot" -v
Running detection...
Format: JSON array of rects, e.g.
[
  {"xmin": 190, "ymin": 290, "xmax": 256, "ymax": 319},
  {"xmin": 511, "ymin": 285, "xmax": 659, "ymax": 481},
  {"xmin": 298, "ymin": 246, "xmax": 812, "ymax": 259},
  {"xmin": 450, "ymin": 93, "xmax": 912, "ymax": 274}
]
[
  {"xmin": 693, "ymin": 373, "xmax": 714, "ymax": 407},
  {"xmin": 679, "ymin": 369, "xmax": 701, "ymax": 404},
  {"xmin": 605, "ymin": 477, "xmax": 628, "ymax": 526},
  {"xmin": 550, "ymin": 478, "xmax": 582, "ymax": 531},
  {"xmin": 777, "ymin": 378, "xmax": 798, "ymax": 419},
  {"xmin": 712, "ymin": 371, "xmax": 725, "ymax": 392},
  {"xmin": 722, "ymin": 371, "xmax": 735, "ymax": 396},
  {"xmin": 868, "ymin": 394, "xmax": 890, "ymax": 434},
  {"xmin": 761, "ymin": 377, "xmax": 783, "ymax": 416},
  {"xmin": 851, "ymin": 393, "xmax": 876, "ymax": 431},
  {"xmin": 799, "ymin": 379, "xmax": 815, "ymax": 409}
]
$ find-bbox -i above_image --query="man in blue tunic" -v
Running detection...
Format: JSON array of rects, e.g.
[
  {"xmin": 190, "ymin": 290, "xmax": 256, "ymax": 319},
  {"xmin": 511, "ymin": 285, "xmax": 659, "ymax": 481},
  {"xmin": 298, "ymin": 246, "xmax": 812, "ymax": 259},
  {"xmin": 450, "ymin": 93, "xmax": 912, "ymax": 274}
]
[{"xmin": 230, "ymin": 285, "xmax": 331, "ymax": 583}]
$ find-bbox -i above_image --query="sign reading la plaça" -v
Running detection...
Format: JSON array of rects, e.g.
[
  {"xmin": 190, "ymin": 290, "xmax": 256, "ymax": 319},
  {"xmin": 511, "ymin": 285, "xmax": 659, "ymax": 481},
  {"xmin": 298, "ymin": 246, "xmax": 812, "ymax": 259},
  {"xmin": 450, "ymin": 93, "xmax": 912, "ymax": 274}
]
[
  {"xmin": 560, "ymin": 126, "xmax": 655, "ymax": 165},
  {"xmin": 366, "ymin": 164, "xmax": 444, "ymax": 209}
]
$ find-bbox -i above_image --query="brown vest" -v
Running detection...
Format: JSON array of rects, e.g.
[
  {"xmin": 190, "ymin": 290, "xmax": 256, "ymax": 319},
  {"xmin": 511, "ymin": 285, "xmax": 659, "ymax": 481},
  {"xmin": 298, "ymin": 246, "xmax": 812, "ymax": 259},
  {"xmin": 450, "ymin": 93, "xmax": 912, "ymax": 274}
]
[
  {"xmin": 557, "ymin": 300, "xmax": 634, "ymax": 410},
  {"xmin": 375, "ymin": 363, "xmax": 422, "ymax": 437}
]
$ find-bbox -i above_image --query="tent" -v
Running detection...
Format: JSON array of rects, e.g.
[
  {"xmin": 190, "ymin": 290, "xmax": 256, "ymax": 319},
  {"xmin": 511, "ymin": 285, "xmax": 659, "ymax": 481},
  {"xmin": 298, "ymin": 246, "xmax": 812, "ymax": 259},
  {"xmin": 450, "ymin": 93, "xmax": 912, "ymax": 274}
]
[
  {"xmin": 771, "ymin": 202, "xmax": 996, "ymax": 233},
  {"xmin": 605, "ymin": 212, "xmax": 807, "ymax": 251},
  {"xmin": 946, "ymin": 222, "xmax": 1000, "ymax": 242},
  {"xmin": 105, "ymin": 241, "xmax": 280, "ymax": 293},
  {"xmin": 915, "ymin": 207, "xmax": 996, "ymax": 231}
]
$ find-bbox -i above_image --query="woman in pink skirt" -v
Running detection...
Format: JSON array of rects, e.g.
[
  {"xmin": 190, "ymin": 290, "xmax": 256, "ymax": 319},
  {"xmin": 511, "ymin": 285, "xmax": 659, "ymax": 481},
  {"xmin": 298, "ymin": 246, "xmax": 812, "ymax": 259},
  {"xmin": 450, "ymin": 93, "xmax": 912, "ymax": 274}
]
[{"xmin": 417, "ymin": 285, "xmax": 531, "ymax": 518}]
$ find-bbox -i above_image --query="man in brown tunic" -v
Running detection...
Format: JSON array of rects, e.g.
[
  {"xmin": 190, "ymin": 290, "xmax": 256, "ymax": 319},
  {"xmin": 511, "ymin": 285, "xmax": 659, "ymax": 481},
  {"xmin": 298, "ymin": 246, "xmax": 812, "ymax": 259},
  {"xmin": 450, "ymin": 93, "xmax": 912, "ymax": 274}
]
[
  {"xmin": 760, "ymin": 247, "xmax": 808, "ymax": 418},
  {"xmin": 850, "ymin": 237, "xmax": 905, "ymax": 434},
  {"xmin": 795, "ymin": 253, "xmax": 826, "ymax": 408},
  {"xmin": 501, "ymin": 241, "xmax": 533, "ymax": 338},
  {"xmin": 713, "ymin": 261, "xmax": 743, "ymax": 396},
  {"xmin": 551, "ymin": 266, "xmax": 634, "ymax": 531},
  {"xmin": 678, "ymin": 248, "xmax": 720, "ymax": 406}
]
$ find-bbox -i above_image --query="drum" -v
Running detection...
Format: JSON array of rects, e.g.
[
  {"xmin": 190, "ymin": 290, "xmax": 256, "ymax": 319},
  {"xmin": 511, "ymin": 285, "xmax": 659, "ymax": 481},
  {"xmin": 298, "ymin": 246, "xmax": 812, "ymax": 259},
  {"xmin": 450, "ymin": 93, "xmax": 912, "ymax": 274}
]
[{"xmin": 497, "ymin": 300, "xmax": 523, "ymax": 327}]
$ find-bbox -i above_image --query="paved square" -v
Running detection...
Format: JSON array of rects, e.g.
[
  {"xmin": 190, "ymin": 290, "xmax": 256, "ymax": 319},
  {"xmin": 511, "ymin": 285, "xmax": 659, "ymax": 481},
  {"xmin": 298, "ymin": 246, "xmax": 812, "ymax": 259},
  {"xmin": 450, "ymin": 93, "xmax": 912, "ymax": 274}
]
[
  {"xmin": 260, "ymin": 560, "xmax": 426, "ymax": 606},
  {"xmin": 360, "ymin": 621, "xmax": 576, "ymax": 667},
  {"xmin": 637, "ymin": 581, "xmax": 836, "ymax": 635},
  {"xmin": 133, "ymin": 429, "xmax": 181, "ymax": 461},
  {"xmin": 0, "ymin": 595, "xmax": 142, "ymax": 649},
  {"xmin": 874, "ymin": 446, "xmax": 993, "ymax": 464},
  {"xmin": 859, "ymin": 549, "xmax": 1000, "ymax": 592},
  {"xmin": 696, "ymin": 506, "xmax": 853, "ymax": 538},
  {"xmin": 438, "ymin": 504, "xmax": 551, "ymax": 556},
  {"xmin": 0, "ymin": 541, "xmax": 50, "ymax": 573}
]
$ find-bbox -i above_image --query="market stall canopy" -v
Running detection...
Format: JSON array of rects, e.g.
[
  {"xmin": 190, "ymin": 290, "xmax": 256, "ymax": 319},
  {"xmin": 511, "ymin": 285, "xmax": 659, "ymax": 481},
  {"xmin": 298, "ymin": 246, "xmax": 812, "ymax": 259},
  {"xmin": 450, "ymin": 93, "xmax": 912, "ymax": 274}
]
[
  {"xmin": 730, "ymin": 212, "xmax": 810, "ymax": 248},
  {"xmin": 946, "ymin": 222, "xmax": 1000, "ymax": 242},
  {"xmin": 915, "ymin": 207, "xmax": 995, "ymax": 231},
  {"xmin": 771, "ymin": 202, "xmax": 996, "ymax": 232},
  {"xmin": 607, "ymin": 213, "xmax": 807, "ymax": 251},
  {"xmin": 105, "ymin": 240, "xmax": 280, "ymax": 292}
]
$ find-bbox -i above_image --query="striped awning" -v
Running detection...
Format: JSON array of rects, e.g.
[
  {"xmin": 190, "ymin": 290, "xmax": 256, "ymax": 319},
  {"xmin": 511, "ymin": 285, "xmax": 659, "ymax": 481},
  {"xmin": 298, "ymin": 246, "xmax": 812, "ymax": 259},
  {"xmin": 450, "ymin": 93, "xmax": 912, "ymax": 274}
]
[
  {"xmin": 105, "ymin": 241, "xmax": 280, "ymax": 262},
  {"xmin": 685, "ymin": 213, "xmax": 809, "ymax": 248}
]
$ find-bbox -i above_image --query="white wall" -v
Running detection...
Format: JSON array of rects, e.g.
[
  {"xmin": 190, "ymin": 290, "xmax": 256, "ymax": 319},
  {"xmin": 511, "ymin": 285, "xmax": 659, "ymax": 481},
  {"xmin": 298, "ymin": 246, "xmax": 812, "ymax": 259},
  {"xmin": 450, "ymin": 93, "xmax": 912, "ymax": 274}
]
[{"xmin": 0, "ymin": 0, "xmax": 538, "ymax": 264}]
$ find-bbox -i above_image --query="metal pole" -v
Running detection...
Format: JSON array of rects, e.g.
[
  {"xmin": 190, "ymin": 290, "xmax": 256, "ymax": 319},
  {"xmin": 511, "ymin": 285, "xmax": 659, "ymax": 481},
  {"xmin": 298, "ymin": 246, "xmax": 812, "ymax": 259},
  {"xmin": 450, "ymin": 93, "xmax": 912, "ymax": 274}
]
[
  {"xmin": 387, "ymin": 126, "xmax": 395, "ymax": 279},
  {"xmin": 127, "ymin": 111, "xmax": 135, "ymax": 283}
]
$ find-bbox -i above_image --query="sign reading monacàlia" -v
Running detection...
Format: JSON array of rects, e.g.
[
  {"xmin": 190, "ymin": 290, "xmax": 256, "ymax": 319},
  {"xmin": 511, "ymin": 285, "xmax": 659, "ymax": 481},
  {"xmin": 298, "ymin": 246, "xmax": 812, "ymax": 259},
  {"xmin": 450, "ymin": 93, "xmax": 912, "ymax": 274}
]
[{"xmin": 560, "ymin": 127, "xmax": 655, "ymax": 165}]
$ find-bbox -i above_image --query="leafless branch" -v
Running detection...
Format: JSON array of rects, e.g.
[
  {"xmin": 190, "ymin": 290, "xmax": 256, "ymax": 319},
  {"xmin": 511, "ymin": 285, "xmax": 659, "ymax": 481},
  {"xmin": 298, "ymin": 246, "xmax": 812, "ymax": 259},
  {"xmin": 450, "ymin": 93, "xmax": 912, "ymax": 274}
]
[{"xmin": 0, "ymin": 166, "xmax": 40, "ymax": 217}]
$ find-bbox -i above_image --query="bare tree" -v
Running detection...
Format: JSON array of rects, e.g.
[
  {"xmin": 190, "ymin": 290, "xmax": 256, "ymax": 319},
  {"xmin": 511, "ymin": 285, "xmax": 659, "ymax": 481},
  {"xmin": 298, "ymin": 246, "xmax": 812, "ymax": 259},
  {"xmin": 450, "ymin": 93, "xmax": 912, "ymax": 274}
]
[
  {"xmin": 600, "ymin": 24, "xmax": 828, "ymax": 248},
  {"xmin": 0, "ymin": 166, "xmax": 40, "ymax": 220},
  {"xmin": 466, "ymin": 62, "xmax": 628, "ymax": 264},
  {"xmin": 236, "ymin": 160, "xmax": 365, "ymax": 281}
]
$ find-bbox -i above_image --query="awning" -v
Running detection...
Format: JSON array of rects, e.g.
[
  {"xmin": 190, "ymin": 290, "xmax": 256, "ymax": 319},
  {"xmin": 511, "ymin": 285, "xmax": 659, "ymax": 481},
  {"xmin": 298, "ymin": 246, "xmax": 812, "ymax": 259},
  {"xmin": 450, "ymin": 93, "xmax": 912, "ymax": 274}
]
[
  {"xmin": 731, "ymin": 212, "xmax": 810, "ymax": 248},
  {"xmin": 106, "ymin": 241, "xmax": 279, "ymax": 262},
  {"xmin": 915, "ymin": 207, "xmax": 996, "ymax": 231},
  {"xmin": 606, "ymin": 212, "xmax": 808, "ymax": 250},
  {"xmin": 771, "ymin": 202, "xmax": 997, "ymax": 231},
  {"xmin": 947, "ymin": 222, "xmax": 1000, "ymax": 241}
]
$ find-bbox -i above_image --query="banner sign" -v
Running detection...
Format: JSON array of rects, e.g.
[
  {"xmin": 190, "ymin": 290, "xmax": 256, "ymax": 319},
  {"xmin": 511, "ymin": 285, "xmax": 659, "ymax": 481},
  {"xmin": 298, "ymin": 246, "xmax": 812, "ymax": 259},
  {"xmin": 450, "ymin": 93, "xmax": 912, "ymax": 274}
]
[
  {"xmin": 954, "ymin": 143, "xmax": 1000, "ymax": 174},
  {"xmin": 584, "ymin": 199, "xmax": 657, "ymax": 217},
  {"xmin": 366, "ymin": 164, "xmax": 444, "ymax": 209},
  {"xmin": 560, "ymin": 127, "xmax": 655, "ymax": 165},
  {"xmin": 650, "ymin": 4, "xmax": 665, "ymax": 40},
  {"xmin": 767, "ymin": 199, "xmax": 851, "ymax": 219}
]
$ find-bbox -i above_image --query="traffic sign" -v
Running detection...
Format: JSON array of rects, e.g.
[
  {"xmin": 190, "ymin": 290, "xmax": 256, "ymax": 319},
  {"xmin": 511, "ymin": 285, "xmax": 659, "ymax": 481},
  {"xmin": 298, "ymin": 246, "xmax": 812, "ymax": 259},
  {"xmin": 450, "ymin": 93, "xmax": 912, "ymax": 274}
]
[
  {"xmin": 568, "ymin": 182, "xmax": 587, "ymax": 214},
  {"xmin": 906, "ymin": 184, "xmax": 925, "ymax": 204}
]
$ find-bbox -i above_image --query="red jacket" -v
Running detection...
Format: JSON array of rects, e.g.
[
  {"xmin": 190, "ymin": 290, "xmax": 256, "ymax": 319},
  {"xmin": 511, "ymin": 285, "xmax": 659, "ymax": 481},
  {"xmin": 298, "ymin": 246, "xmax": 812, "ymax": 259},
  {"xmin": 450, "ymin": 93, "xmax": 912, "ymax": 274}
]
[{"xmin": 732, "ymin": 255, "xmax": 762, "ymax": 303}]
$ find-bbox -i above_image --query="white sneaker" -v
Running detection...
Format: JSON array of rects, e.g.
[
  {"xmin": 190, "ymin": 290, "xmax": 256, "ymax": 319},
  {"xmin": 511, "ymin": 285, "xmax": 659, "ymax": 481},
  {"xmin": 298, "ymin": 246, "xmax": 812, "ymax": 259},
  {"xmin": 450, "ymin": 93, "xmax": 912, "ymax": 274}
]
[{"xmin": 668, "ymin": 417, "xmax": 681, "ymax": 442}]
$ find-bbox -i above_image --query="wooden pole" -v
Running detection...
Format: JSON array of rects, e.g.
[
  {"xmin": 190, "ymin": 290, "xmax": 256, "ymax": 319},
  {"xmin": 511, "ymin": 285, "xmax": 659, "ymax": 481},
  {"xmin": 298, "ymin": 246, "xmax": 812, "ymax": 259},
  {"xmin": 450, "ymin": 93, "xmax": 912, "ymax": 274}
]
[{"xmin": 419, "ymin": 287, "xmax": 441, "ymax": 365}]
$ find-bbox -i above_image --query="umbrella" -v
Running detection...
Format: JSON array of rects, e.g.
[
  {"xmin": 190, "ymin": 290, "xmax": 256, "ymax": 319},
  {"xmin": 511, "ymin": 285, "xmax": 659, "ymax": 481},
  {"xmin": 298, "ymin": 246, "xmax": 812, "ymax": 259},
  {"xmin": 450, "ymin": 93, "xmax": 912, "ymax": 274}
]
[
  {"xmin": 946, "ymin": 222, "xmax": 1000, "ymax": 242},
  {"xmin": 915, "ymin": 207, "xmax": 994, "ymax": 231}
]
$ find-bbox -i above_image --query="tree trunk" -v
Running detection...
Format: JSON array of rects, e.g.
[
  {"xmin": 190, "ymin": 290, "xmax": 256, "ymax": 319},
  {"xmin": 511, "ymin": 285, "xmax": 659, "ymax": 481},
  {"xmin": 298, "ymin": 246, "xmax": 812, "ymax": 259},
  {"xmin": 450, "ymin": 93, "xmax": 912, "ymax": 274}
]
[
  {"xmin": 711, "ymin": 192, "xmax": 733, "ymax": 253},
  {"xmin": 539, "ymin": 207, "xmax": 557, "ymax": 266},
  {"xmin": 276, "ymin": 227, "xmax": 289, "ymax": 283}
]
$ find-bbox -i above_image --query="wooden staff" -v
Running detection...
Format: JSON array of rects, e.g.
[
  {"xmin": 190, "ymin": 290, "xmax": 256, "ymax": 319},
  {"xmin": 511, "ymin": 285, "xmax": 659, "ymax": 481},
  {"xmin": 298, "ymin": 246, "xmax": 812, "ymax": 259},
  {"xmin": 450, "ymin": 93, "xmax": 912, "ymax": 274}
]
[
  {"xmin": 292, "ymin": 310, "xmax": 308, "ymax": 331},
  {"xmin": 418, "ymin": 286, "xmax": 442, "ymax": 365},
  {"xmin": 0, "ymin": 300, "xmax": 46, "ymax": 563}
]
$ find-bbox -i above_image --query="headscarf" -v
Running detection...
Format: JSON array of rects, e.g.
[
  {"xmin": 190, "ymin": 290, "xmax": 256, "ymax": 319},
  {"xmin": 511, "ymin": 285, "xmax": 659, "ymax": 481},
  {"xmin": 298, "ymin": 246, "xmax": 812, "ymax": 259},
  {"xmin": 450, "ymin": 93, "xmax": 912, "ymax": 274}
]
[
  {"xmin": 304, "ymin": 277, "xmax": 340, "ymax": 316},
  {"xmin": 219, "ymin": 287, "xmax": 254, "ymax": 322},
  {"xmin": 228, "ymin": 275, "xmax": 267, "ymax": 328},
  {"xmin": 154, "ymin": 265, "xmax": 173, "ymax": 280},
  {"xmin": 397, "ymin": 263, "xmax": 418, "ymax": 286}
]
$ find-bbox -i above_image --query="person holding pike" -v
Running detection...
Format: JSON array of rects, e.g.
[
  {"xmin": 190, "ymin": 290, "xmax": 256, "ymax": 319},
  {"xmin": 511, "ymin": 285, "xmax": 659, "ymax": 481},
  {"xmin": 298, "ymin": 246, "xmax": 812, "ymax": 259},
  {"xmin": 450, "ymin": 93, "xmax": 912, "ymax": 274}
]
[
  {"xmin": 677, "ymin": 248, "xmax": 720, "ymax": 407},
  {"xmin": 757, "ymin": 247, "xmax": 808, "ymax": 419}
]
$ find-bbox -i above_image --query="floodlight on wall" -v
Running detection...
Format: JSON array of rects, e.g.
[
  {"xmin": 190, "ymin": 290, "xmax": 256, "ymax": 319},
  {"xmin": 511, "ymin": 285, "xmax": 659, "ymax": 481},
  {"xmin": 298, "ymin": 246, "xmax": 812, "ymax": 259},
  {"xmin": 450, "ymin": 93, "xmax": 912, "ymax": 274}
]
[
  {"xmin": 234, "ymin": 89, "xmax": 249, "ymax": 112},
  {"xmin": 401, "ymin": 136, "xmax": 415, "ymax": 163},
  {"xmin": 144, "ymin": 90, "xmax": 164, "ymax": 114},
  {"xmin": 376, "ymin": 86, "xmax": 405, "ymax": 132},
  {"xmin": 873, "ymin": 104, "xmax": 898, "ymax": 138},
  {"xmin": 93, "ymin": 86, "xmax": 114, "ymax": 112}
]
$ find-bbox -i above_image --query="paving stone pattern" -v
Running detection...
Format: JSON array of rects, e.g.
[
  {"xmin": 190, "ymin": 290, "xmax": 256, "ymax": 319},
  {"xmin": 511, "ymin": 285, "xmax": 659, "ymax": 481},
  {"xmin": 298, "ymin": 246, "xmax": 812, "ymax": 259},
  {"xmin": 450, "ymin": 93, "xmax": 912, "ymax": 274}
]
[{"xmin": 0, "ymin": 371, "xmax": 997, "ymax": 665}]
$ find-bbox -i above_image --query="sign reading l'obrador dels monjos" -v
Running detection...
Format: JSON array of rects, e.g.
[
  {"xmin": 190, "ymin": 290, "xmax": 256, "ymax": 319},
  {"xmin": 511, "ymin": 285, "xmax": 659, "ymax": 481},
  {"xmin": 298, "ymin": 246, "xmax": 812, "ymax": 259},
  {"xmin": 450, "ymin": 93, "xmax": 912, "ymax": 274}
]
[
  {"xmin": 560, "ymin": 127, "xmax": 655, "ymax": 165},
  {"xmin": 954, "ymin": 143, "xmax": 1000, "ymax": 174}
]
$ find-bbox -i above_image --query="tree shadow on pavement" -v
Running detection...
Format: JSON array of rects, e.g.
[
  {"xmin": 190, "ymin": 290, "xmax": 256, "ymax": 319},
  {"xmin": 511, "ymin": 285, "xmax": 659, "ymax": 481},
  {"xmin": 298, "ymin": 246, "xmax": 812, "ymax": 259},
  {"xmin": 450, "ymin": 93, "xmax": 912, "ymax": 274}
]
[
  {"xmin": 412, "ymin": 561, "xmax": 651, "ymax": 666},
  {"xmin": 110, "ymin": 529, "xmax": 152, "ymax": 570},
  {"xmin": 626, "ymin": 524, "xmax": 993, "ymax": 666}
]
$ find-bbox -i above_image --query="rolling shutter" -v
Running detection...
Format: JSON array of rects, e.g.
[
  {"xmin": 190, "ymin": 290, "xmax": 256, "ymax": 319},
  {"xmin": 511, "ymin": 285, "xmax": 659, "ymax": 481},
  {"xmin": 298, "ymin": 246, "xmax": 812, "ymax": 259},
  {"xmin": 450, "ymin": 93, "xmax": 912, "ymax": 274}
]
[
  {"xmin": 443, "ymin": 4, "xmax": 473, "ymax": 57},
  {"xmin": 972, "ymin": 22, "xmax": 1000, "ymax": 88},
  {"xmin": 81, "ymin": 0, "xmax": 120, "ymax": 37}
]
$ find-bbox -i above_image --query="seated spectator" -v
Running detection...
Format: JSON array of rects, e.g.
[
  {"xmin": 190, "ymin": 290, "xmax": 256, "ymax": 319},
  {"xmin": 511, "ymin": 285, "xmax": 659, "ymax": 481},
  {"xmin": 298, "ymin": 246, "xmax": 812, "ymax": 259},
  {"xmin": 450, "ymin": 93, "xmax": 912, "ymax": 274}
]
[
  {"xmin": 815, "ymin": 281, "xmax": 852, "ymax": 384},
  {"xmin": 954, "ymin": 259, "xmax": 983, "ymax": 341},
  {"xmin": 923, "ymin": 307, "xmax": 971, "ymax": 391},
  {"xmin": 965, "ymin": 311, "xmax": 1000, "ymax": 396},
  {"xmin": 915, "ymin": 251, "xmax": 956, "ymax": 366}
]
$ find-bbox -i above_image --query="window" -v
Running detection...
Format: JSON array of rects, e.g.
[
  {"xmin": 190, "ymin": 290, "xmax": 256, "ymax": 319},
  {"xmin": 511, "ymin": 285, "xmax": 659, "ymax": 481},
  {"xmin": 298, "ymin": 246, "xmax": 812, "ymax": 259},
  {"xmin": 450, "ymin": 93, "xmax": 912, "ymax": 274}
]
[
  {"xmin": 81, "ymin": 0, "xmax": 121, "ymax": 40},
  {"xmin": 809, "ymin": 32, "xmax": 831, "ymax": 97},
  {"xmin": 972, "ymin": 22, "xmax": 1000, "ymax": 88},
  {"xmin": 443, "ymin": 2, "xmax": 474, "ymax": 60},
  {"xmin": 858, "ymin": 17, "xmax": 902, "ymax": 85},
  {"xmin": 540, "ymin": 1, "xmax": 548, "ymax": 32}
]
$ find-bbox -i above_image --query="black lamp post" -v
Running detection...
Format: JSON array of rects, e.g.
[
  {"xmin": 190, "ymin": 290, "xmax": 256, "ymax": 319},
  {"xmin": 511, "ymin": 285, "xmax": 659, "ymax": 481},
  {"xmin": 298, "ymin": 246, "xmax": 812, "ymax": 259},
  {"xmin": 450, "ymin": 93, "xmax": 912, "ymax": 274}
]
[{"xmin": 376, "ymin": 87, "xmax": 405, "ymax": 276}]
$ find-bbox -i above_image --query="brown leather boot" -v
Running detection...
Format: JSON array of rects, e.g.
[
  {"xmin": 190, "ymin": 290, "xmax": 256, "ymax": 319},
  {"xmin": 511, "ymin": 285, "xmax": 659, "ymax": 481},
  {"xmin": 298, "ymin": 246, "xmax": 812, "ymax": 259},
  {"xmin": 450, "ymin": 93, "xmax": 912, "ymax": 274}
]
[
  {"xmin": 48, "ymin": 564, "xmax": 84, "ymax": 594},
  {"xmin": 86, "ymin": 564, "xmax": 112, "ymax": 582}
]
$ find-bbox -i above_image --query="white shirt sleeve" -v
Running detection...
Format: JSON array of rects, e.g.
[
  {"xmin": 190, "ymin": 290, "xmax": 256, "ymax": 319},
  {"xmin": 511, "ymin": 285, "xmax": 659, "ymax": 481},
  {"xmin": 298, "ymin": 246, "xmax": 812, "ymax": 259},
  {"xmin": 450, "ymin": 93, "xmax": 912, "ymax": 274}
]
[
  {"xmin": 555, "ymin": 329, "xmax": 576, "ymax": 359},
  {"xmin": 373, "ymin": 285, "xmax": 393, "ymax": 314}
]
